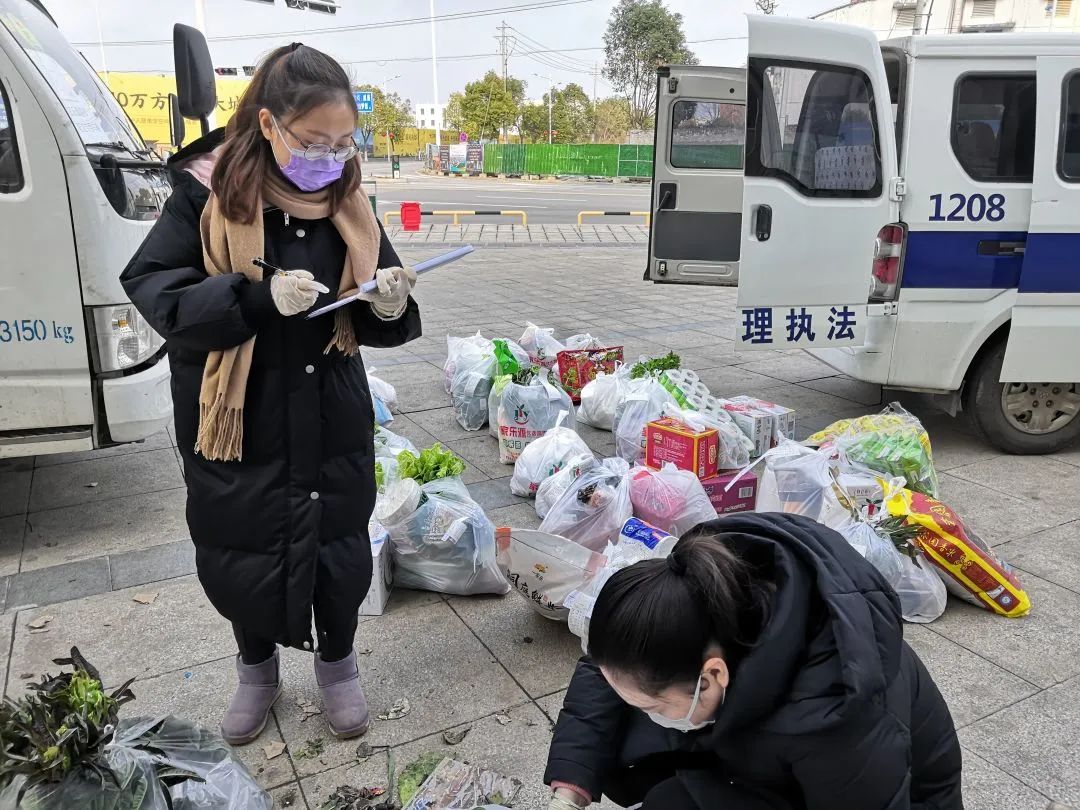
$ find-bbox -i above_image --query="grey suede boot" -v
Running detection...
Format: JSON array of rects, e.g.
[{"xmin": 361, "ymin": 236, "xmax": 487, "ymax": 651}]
[
  {"xmin": 315, "ymin": 650, "xmax": 369, "ymax": 739},
  {"xmin": 221, "ymin": 649, "xmax": 282, "ymax": 745}
]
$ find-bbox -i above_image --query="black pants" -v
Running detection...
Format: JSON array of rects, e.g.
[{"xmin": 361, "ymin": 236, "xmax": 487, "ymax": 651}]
[
  {"xmin": 606, "ymin": 762, "xmax": 797, "ymax": 810},
  {"xmin": 234, "ymin": 532, "xmax": 374, "ymax": 664}
]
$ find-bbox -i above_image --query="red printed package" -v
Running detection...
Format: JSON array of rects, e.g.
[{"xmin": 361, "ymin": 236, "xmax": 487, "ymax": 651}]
[
  {"xmin": 557, "ymin": 347, "xmax": 624, "ymax": 403},
  {"xmin": 700, "ymin": 470, "xmax": 759, "ymax": 514},
  {"xmin": 645, "ymin": 417, "xmax": 720, "ymax": 480}
]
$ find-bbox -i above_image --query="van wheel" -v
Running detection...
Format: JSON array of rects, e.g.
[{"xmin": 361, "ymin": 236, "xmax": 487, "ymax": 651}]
[{"xmin": 965, "ymin": 339, "xmax": 1080, "ymax": 454}]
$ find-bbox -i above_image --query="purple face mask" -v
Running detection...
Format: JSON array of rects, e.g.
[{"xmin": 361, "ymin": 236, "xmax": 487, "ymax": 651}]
[{"xmin": 272, "ymin": 118, "xmax": 346, "ymax": 192}]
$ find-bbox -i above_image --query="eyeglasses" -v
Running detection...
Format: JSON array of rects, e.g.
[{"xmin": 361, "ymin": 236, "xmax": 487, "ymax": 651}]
[{"xmin": 275, "ymin": 117, "xmax": 360, "ymax": 163}]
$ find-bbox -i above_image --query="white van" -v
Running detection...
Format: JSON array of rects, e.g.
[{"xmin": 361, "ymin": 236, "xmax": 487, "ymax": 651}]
[
  {"xmin": 0, "ymin": 0, "xmax": 174, "ymax": 458},
  {"xmin": 649, "ymin": 16, "xmax": 1080, "ymax": 454}
]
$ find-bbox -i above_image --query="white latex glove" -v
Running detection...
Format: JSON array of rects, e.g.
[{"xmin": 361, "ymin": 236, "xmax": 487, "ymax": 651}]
[
  {"xmin": 549, "ymin": 790, "xmax": 589, "ymax": 809},
  {"xmin": 356, "ymin": 265, "xmax": 417, "ymax": 320},
  {"xmin": 270, "ymin": 270, "xmax": 330, "ymax": 317}
]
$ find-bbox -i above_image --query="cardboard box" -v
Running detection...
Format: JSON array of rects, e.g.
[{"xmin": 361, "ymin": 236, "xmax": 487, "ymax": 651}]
[
  {"xmin": 556, "ymin": 347, "xmax": 624, "ymax": 403},
  {"xmin": 645, "ymin": 417, "xmax": 720, "ymax": 480},
  {"xmin": 719, "ymin": 400, "xmax": 774, "ymax": 458},
  {"xmin": 359, "ymin": 521, "xmax": 394, "ymax": 617},
  {"xmin": 700, "ymin": 470, "xmax": 759, "ymax": 515},
  {"xmin": 730, "ymin": 396, "xmax": 796, "ymax": 446}
]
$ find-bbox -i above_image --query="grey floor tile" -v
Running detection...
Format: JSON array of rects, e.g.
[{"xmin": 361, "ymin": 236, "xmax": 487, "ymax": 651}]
[
  {"xmin": 367, "ymin": 361, "xmax": 444, "ymax": 390},
  {"xmin": 270, "ymin": 783, "xmax": 308, "ymax": 809},
  {"xmin": 998, "ymin": 520, "xmax": 1080, "ymax": 596},
  {"xmin": 904, "ymin": 624, "xmax": 1039, "ymax": 727},
  {"xmin": 445, "ymin": 435, "xmax": 509, "ymax": 479},
  {"xmin": 0, "ymin": 612, "xmax": 15, "ymax": 696},
  {"xmin": 21, "ymin": 487, "xmax": 187, "ymax": 572},
  {"xmin": 960, "ymin": 676, "xmax": 1080, "ymax": 806},
  {"xmin": 33, "ymin": 429, "xmax": 174, "ymax": 468},
  {"xmin": 7, "ymin": 557, "xmax": 111, "ymax": 610},
  {"xmin": 407, "ymin": 407, "xmax": 485, "ymax": 444},
  {"xmin": 800, "ymin": 375, "xmax": 884, "ymax": 406},
  {"xmin": 390, "ymin": 382, "xmax": 453, "ymax": 414},
  {"xmin": 961, "ymin": 748, "xmax": 1049, "ymax": 810},
  {"xmin": 936, "ymin": 473, "xmax": 1072, "ymax": 547},
  {"xmin": 487, "ymin": 502, "xmax": 542, "ymax": 530},
  {"xmin": 466, "ymin": 478, "xmax": 525, "ymax": 511},
  {"xmin": 736, "ymin": 354, "xmax": 840, "ymax": 384},
  {"xmin": 949, "ymin": 456, "xmax": 1080, "ymax": 520},
  {"xmin": 28, "ymin": 449, "xmax": 183, "ymax": 512},
  {"xmin": 109, "ymin": 540, "xmax": 197, "ymax": 591},
  {"xmin": 925, "ymin": 428, "xmax": 1001, "ymax": 473},
  {"xmin": 929, "ymin": 573, "xmax": 1080, "ymax": 689},
  {"xmin": 536, "ymin": 689, "xmax": 567, "ymax": 725},
  {"xmin": 0, "ymin": 516, "xmax": 24, "ymax": 577},
  {"xmin": 448, "ymin": 594, "xmax": 583, "ymax": 699},
  {"xmin": 0, "ymin": 470, "xmax": 31, "ymax": 518}
]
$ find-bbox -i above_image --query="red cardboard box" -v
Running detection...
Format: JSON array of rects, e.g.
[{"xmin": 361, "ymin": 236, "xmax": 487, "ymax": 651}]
[
  {"xmin": 645, "ymin": 417, "xmax": 720, "ymax": 480},
  {"xmin": 557, "ymin": 347, "xmax": 624, "ymax": 403},
  {"xmin": 700, "ymin": 470, "xmax": 759, "ymax": 515}
]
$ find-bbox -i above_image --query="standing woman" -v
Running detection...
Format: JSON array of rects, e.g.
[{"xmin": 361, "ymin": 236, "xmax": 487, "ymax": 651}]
[{"xmin": 121, "ymin": 43, "xmax": 420, "ymax": 744}]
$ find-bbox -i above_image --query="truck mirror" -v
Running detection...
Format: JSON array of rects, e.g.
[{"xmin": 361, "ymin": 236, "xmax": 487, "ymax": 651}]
[
  {"xmin": 168, "ymin": 93, "xmax": 186, "ymax": 150},
  {"xmin": 173, "ymin": 23, "xmax": 216, "ymax": 135}
]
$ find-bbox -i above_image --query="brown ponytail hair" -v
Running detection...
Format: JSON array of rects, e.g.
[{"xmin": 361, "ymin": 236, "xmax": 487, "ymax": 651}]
[{"xmin": 211, "ymin": 43, "xmax": 361, "ymax": 224}]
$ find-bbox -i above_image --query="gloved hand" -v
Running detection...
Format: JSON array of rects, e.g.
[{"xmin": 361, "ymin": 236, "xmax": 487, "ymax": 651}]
[
  {"xmin": 549, "ymin": 789, "xmax": 589, "ymax": 809},
  {"xmin": 270, "ymin": 270, "xmax": 330, "ymax": 316},
  {"xmin": 357, "ymin": 266, "xmax": 417, "ymax": 320}
]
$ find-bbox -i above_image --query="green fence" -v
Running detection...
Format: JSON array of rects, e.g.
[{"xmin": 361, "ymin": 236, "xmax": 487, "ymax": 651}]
[{"xmin": 482, "ymin": 143, "xmax": 653, "ymax": 178}]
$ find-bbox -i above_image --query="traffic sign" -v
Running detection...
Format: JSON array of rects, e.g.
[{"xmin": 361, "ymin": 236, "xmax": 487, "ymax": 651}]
[
  {"xmin": 459, "ymin": 131, "xmax": 468, "ymax": 143},
  {"xmin": 354, "ymin": 91, "xmax": 374, "ymax": 114}
]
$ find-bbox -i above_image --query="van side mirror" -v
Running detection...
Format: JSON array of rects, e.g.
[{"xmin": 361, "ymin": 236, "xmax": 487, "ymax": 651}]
[
  {"xmin": 173, "ymin": 23, "xmax": 216, "ymax": 136},
  {"xmin": 168, "ymin": 93, "xmax": 186, "ymax": 149}
]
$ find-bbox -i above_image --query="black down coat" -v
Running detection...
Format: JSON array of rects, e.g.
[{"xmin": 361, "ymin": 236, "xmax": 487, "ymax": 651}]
[
  {"xmin": 121, "ymin": 132, "xmax": 421, "ymax": 650},
  {"xmin": 545, "ymin": 513, "xmax": 964, "ymax": 810}
]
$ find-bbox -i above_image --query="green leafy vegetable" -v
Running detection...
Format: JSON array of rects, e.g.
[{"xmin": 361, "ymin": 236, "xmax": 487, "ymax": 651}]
[
  {"xmin": 630, "ymin": 351, "xmax": 681, "ymax": 379},
  {"xmin": 396, "ymin": 444, "xmax": 466, "ymax": 485},
  {"xmin": 375, "ymin": 462, "xmax": 385, "ymax": 491}
]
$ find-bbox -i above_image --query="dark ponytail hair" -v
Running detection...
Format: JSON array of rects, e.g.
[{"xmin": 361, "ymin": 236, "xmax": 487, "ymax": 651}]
[
  {"xmin": 212, "ymin": 43, "xmax": 361, "ymax": 224},
  {"xmin": 588, "ymin": 532, "xmax": 774, "ymax": 692}
]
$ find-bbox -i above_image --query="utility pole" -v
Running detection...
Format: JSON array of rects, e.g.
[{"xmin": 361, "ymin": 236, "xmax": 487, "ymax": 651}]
[
  {"xmin": 430, "ymin": 0, "xmax": 441, "ymax": 149},
  {"xmin": 535, "ymin": 73, "xmax": 557, "ymax": 144},
  {"xmin": 497, "ymin": 21, "xmax": 509, "ymax": 143},
  {"xmin": 382, "ymin": 75, "xmax": 401, "ymax": 169},
  {"xmin": 912, "ymin": 0, "xmax": 930, "ymax": 34}
]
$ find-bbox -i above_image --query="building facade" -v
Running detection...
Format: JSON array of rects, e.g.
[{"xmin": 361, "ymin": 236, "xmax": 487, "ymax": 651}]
[
  {"xmin": 814, "ymin": 0, "xmax": 1080, "ymax": 37},
  {"xmin": 413, "ymin": 102, "xmax": 445, "ymax": 131}
]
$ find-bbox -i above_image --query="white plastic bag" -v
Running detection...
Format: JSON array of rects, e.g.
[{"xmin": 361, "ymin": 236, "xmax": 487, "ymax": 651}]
[
  {"xmin": 564, "ymin": 333, "xmax": 604, "ymax": 351},
  {"xmin": 535, "ymin": 453, "xmax": 597, "ymax": 520},
  {"xmin": 444, "ymin": 333, "xmax": 491, "ymax": 394},
  {"xmin": 510, "ymin": 413, "xmax": 593, "ymax": 497},
  {"xmin": 613, "ymin": 377, "xmax": 677, "ymax": 463},
  {"xmin": 519, "ymin": 322, "xmax": 565, "ymax": 369},
  {"xmin": 496, "ymin": 528, "xmax": 607, "ymax": 620},
  {"xmin": 837, "ymin": 519, "xmax": 906, "ymax": 590},
  {"xmin": 381, "ymin": 476, "xmax": 509, "ymax": 596},
  {"xmin": 661, "ymin": 403, "xmax": 753, "ymax": 469},
  {"xmin": 450, "ymin": 341, "xmax": 496, "ymax": 431},
  {"xmin": 538, "ymin": 457, "xmax": 633, "ymax": 552},
  {"xmin": 579, "ymin": 372, "xmax": 622, "ymax": 431},
  {"xmin": 628, "ymin": 464, "xmax": 717, "ymax": 537},
  {"xmin": 374, "ymin": 425, "xmax": 418, "ymax": 459},
  {"xmin": 497, "ymin": 374, "xmax": 576, "ymax": 464},
  {"xmin": 893, "ymin": 549, "xmax": 948, "ymax": 623}
]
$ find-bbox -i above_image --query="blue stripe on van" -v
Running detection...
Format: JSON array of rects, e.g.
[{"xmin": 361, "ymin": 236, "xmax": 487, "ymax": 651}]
[
  {"xmin": 1019, "ymin": 233, "xmax": 1080, "ymax": 293},
  {"xmin": 901, "ymin": 230, "xmax": 1026, "ymax": 290}
]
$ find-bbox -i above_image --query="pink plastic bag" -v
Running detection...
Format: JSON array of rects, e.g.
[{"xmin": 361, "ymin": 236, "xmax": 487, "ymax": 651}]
[{"xmin": 629, "ymin": 464, "xmax": 717, "ymax": 537}]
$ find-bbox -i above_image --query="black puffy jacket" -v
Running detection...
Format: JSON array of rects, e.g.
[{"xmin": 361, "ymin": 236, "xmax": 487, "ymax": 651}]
[
  {"xmin": 120, "ymin": 132, "xmax": 421, "ymax": 650},
  {"xmin": 545, "ymin": 513, "xmax": 963, "ymax": 810}
]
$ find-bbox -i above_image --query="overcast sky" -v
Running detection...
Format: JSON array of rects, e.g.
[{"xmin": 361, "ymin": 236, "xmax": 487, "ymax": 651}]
[{"xmin": 49, "ymin": 0, "xmax": 840, "ymax": 105}]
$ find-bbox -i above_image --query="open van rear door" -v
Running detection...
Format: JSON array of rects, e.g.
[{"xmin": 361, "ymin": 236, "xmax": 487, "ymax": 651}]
[
  {"xmin": 1001, "ymin": 57, "xmax": 1080, "ymax": 383},
  {"xmin": 647, "ymin": 66, "xmax": 746, "ymax": 286},
  {"xmin": 735, "ymin": 16, "xmax": 900, "ymax": 350}
]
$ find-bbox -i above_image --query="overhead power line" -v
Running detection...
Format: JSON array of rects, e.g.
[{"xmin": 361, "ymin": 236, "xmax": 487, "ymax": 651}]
[{"xmin": 71, "ymin": 0, "xmax": 601, "ymax": 47}]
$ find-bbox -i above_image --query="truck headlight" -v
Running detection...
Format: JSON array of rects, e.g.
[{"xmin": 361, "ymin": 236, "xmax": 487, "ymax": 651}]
[{"xmin": 89, "ymin": 305, "xmax": 165, "ymax": 373}]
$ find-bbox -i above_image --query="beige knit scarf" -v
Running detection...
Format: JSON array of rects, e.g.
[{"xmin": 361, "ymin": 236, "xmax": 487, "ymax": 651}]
[{"xmin": 196, "ymin": 169, "xmax": 380, "ymax": 462}]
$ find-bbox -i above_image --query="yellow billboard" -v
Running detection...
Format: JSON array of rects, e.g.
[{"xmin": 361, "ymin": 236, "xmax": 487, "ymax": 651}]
[{"xmin": 101, "ymin": 73, "xmax": 250, "ymax": 147}]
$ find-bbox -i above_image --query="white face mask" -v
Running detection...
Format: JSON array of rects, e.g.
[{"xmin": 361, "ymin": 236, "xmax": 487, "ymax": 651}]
[{"xmin": 645, "ymin": 675, "xmax": 720, "ymax": 733}]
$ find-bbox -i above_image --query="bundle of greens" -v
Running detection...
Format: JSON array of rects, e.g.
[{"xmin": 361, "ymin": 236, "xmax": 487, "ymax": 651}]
[
  {"xmin": 396, "ymin": 444, "xmax": 466, "ymax": 486},
  {"xmin": 629, "ymin": 352, "xmax": 681, "ymax": 380}
]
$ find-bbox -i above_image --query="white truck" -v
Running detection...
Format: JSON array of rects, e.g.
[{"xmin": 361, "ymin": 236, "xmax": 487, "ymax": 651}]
[
  {"xmin": 649, "ymin": 16, "xmax": 1080, "ymax": 454},
  {"xmin": 0, "ymin": 0, "xmax": 210, "ymax": 459}
]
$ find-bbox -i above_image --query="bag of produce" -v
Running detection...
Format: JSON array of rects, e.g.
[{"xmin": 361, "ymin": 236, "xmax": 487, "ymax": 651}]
[
  {"xmin": 367, "ymin": 369, "xmax": 398, "ymax": 426},
  {"xmin": 496, "ymin": 527, "xmax": 608, "ymax": 620},
  {"xmin": 444, "ymin": 333, "xmax": 491, "ymax": 394},
  {"xmin": 487, "ymin": 339, "xmax": 528, "ymax": 438},
  {"xmin": 892, "ymin": 548, "xmax": 949, "ymax": 623},
  {"xmin": 510, "ymin": 412, "xmax": 592, "ymax": 497},
  {"xmin": 539, "ymin": 457, "xmax": 633, "ymax": 553},
  {"xmin": 557, "ymin": 346, "xmax": 624, "ymax": 403},
  {"xmin": 754, "ymin": 442, "xmax": 851, "ymax": 530},
  {"xmin": 535, "ymin": 453, "xmax": 597, "ymax": 520},
  {"xmin": 628, "ymin": 464, "xmax": 717, "ymax": 537},
  {"xmin": 808, "ymin": 403, "xmax": 940, "ymax": 498},
  {"xmin": 579, "ymin": 368, "xmax": 625, "ymax": 431},
  {"xmin": 379, "ymin": 474, "xmax": 508, "ymax": 597},
  {"xmin": 885, "ymin": 489, "xmax": 1031, "ymax": 617},
  {"xmin": 837, "ymin": 518, "xmax": 906, "ymax": 590},
  {"xmin": 613, "ymin": 377, "xmax": 678, "ymax": 463},
  {"xmin": 374, "ymin": 425, "xmax": 418, "ymax": 459},
  {"xmin": 449, "ymin": 340, "xmax": 497, "ymax": 431},
  {"xmin": 519, "ymin": 322, "xmax": 565, "ymax": 370},
  {"xmin": 497, "ymin": 368, "xmax": 576, "ymax": 464},
  {"xmin": 661, "ymin": 403, "xmax": 753, "ymax": 470}
]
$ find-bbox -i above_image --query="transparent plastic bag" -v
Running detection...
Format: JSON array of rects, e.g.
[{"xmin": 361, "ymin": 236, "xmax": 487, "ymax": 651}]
[
  {"xmin": 535, "ymin": 453, "xmax": 598, "ymax": 520},
  {"xmin": 374, "ymin": 425, "xmax": 418, "ymax": 460},
  {"xmin": 367, "ymin": 369, "xmax": 398, "ymax": 426},
  {"xmin": 578, "ymin": 369, "xmax": 623, "ymax": 431},
  {"xmin": 661, "ymin": 403, "xmax": 753, "ymax": 469},
  {"xmin": 497, "ymin": 374, "xmax": 576, "ymax": 464},
  {"xmin": 564, "ymin": 333, "xmax": 605, "ymax": 351},
  {"xmin": 381, "ymin": 476, "xmax": 509, "ymax": 596},
  {"xmin": 496, "ymin": 527, "xmax": 608, "ymax": 620},
  {"xmin": 510, "ymin": 413, "xmax": 593, "ymax": 497},
  {"xmin": 628, "ymin": 464, "xmax": 717, "ymax": 537},
  {"xmin": 444, "ymin": 333, "xmax": 491, "ymax": 394},
  {"xmin": 538, "ymin": 457, "xmax": 633, "ymax": 552},
  {"xmin": 519, "ymin": 322, "xmax": 565, "ymax": 369},
  {"xmin": 0, "ymin": 716, "xmax": 271, "ymax": 810},
  {"xmin": 449, "ymin": 341, "xmax": 497, "ymax": 431},
  {"xmin": 837, "ymin": 519, "xmax": 905, "ymax": 590},
  {"xmin": 893, "ymin": 549, "xmax": 948, "ymax": 623},
  {"xmin": 613, "ymin": 377, "xmax": 677, "ymax": 463}
]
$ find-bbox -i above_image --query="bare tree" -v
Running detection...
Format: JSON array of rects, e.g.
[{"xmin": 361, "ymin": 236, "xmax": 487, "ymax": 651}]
[{"xmin": 755, "ymin": 0, "xmax": 778, "ymax": 13}]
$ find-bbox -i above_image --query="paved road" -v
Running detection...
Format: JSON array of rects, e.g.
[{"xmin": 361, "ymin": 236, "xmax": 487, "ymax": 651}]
[{"xmin": 365, "ymin": 159, "xmax": 652, "ymax": 225}]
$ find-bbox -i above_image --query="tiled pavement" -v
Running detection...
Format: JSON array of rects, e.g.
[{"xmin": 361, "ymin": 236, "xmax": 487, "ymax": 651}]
[{"xmin": 0, "ymin": 246, "xmax": 1077, "ymax": 809}]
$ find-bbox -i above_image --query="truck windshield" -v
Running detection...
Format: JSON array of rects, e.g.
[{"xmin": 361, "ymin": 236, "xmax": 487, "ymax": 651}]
[{"xmin": 0, "ymin": 0, "xmax": 144, "ymax": 152}]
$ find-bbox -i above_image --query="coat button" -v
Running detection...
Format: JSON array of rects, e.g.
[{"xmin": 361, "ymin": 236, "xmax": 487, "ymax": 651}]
[
  {"xmin": 303, "ymin": 641, "xmax": 311, "ymax": 650},
  {"xmin": 310, "ymin": 491, "xmax": 320, "ymax": 500},
  {"xmin": 296, "ymin": 228, "xmax": 306, "ymax": 238},
  {"xmin": 305, "ymin": 364, "xmax": 315, "ymax": 374}
]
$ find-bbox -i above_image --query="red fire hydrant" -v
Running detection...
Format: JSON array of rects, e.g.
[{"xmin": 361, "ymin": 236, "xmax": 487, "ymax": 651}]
[{"xmin": 400, "ymin": 201, "xmax": 422, "ymax": 232}]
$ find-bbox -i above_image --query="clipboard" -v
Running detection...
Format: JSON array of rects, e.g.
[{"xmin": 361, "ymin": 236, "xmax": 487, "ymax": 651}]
[{"xmin": 305, "ymin": 244, "xmax": 475, "ymax": 319}]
